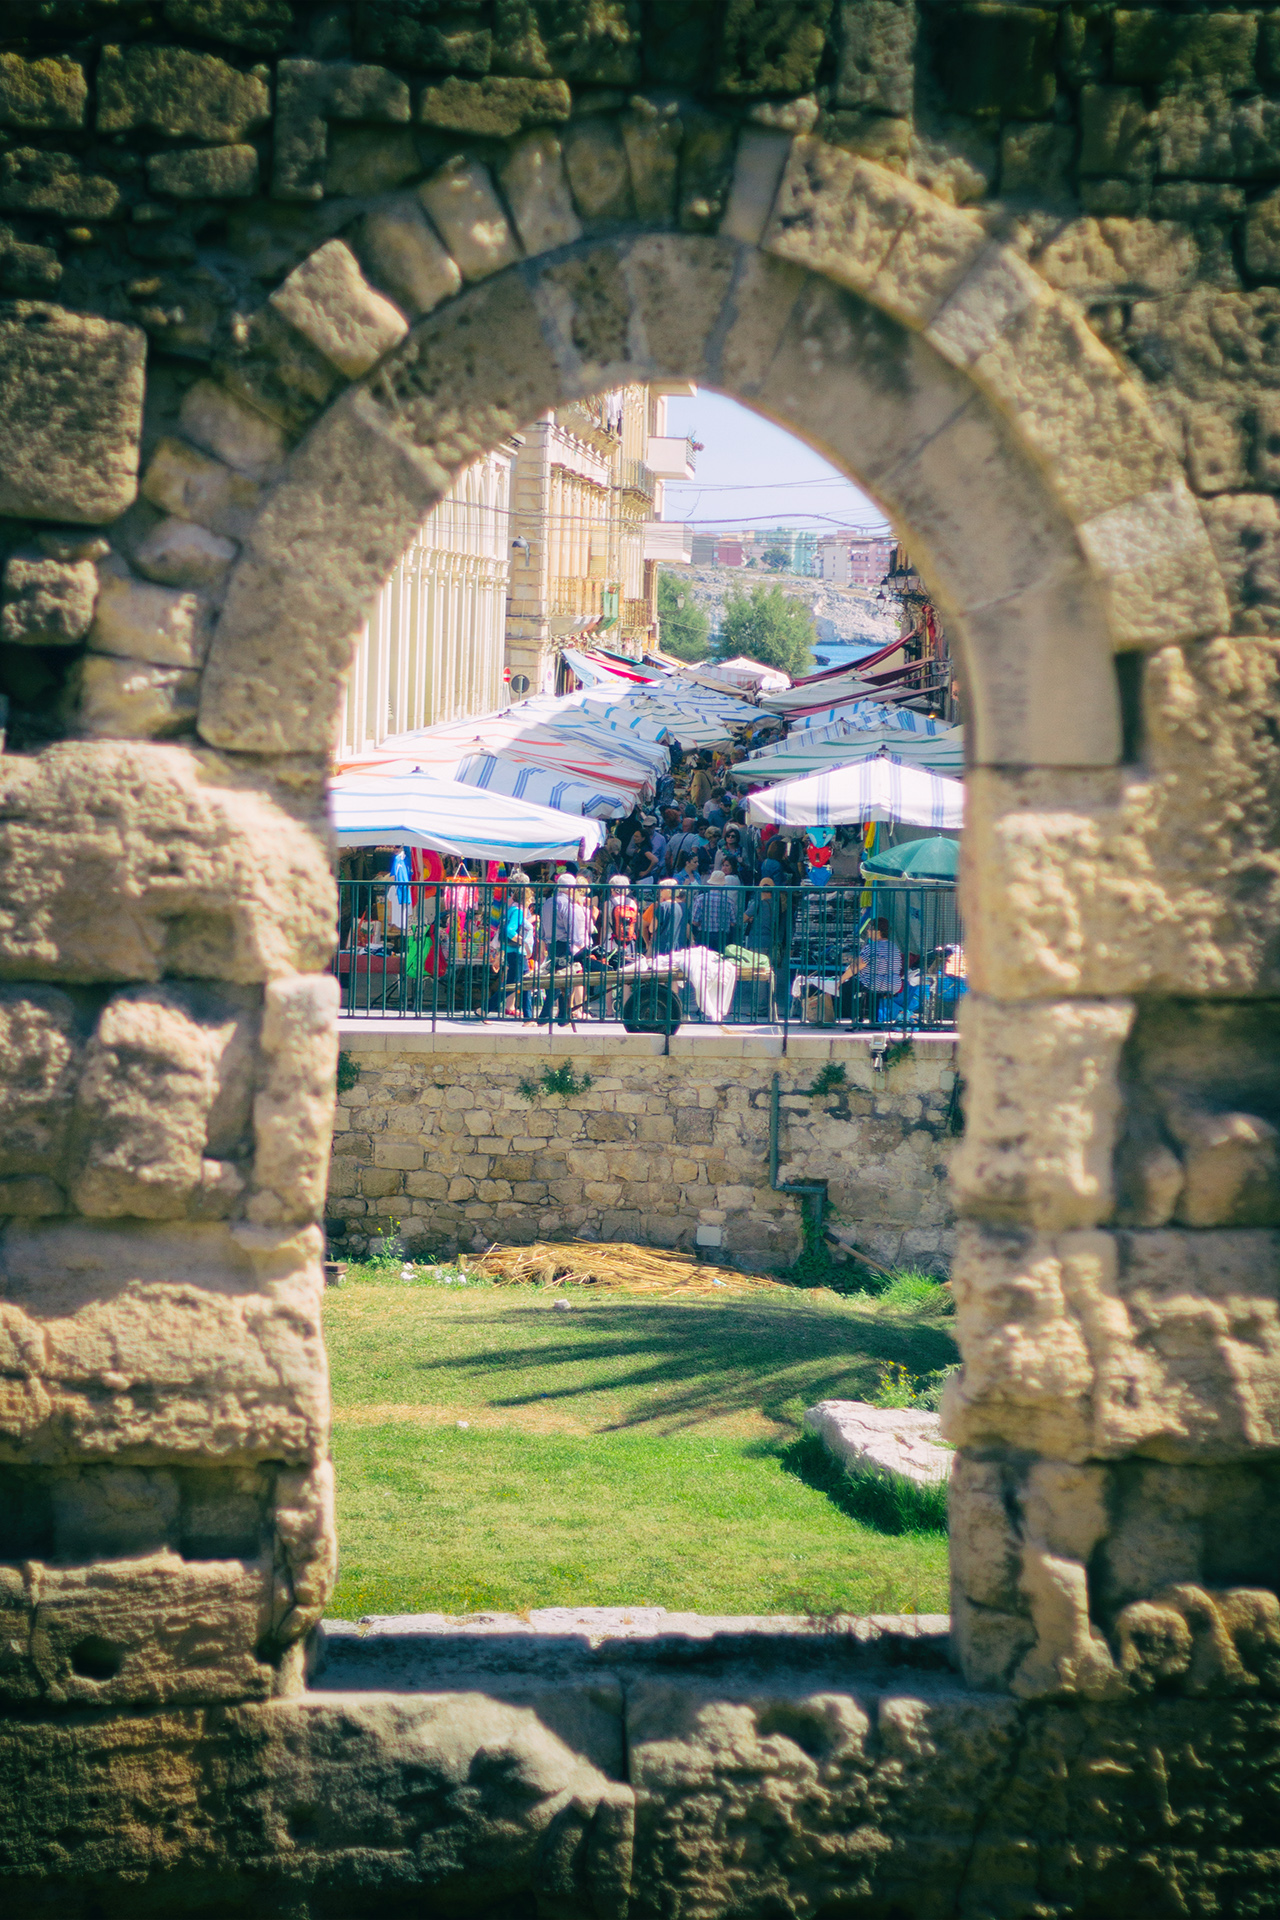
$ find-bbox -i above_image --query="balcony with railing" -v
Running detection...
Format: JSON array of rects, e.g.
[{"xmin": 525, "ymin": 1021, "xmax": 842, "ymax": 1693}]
[
  {"xmin": 555, "ymin": 396, "xmax": 623, "ymax": 453},
  {"xmin": 550, "ymin": 576, "xmax": 604, "ymax": 618},
  {"xmin": 620, "ymin": 598, "xmax": 653, "ymax": 632},
  {"xmin": 617, "ymin": 455, "xmax": 655, "ymax": 498},
  {"xmin": 646, "ymin": 434, "xmax": 697, "ymax": 481}
]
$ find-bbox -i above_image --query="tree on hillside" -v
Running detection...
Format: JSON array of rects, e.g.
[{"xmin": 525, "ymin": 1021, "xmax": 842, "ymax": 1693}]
[
  {"xmin": 657, "ymin": 570, "xmax": 712, "ymax": 662},
  {"xmin": 715, "ymin": 582, "xmax": 816, "ymax": 677},
  {"xmin": 762, "ymin": 544, "xmax": 789, "ymax": 571}
]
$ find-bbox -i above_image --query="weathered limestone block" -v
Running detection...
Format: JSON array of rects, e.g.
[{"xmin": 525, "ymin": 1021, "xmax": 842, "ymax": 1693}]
[
  {"xmin": 0, "ymin": 742, "xmax": 333, "ymax": 984},
  {"xmin": 71, "ymin": 655, "xmax": 201, "ymax": 741},
  {"xmin": 621, "ymin": 104, "xmax": 682, "ymax": 225},
  {"xmin": 0, "ymin": 54, "xmax": 86, "ymax": 129},
  {"xmin": 952, "ymin": 997, "xmax": 1133, "ymax": 1228},
  {"xmin": 499, "ymin": 131, "xmax": 583, "ymax": 255},
  {"xmin": 271, "ymin": 1457, "xmax": 335, "ymax": 1643},
  {"xmin": 1116, "ymin": 1001, "xmax": 1280, "ymax": 1230},
  {"xmin": 0, "ymin": 148, "xmax": 120, "ymax": 220},
  {"xmin": 96, "ymin": 44, "xmax": 270, "ymax": 142},
  {"xmin": 358, "ymin": 195, "xmax": 463, "ymax": 318},
  {"xmin": 0, "ymin": 1551, "xmax": 275, "ymax": 1706},
  {"xmin": 564, "ymin": 117, "xmax": 634, "ymax": 224},
  {"xmin": 249, "ymin": 974, "xmax": 339, "ymax": 1227},
  {"xmin": 214, "ymin": 309, "xmax": 339, "ymax": 434},
  {"xmin": 0, "ymin": 304, "xmax": 144, "ymax": 524},
  {"xmin": 1076, "ymin": 479, "xmax": 1228, "ymax": 648},
  {"xmin": 273, "ymin": 58, "xmax": 411, "ymax": 202},
  {"xmin": 806, "ymin": 1398, "xmax": 952, "ymax": 1486},
  {"xmin": 141, "ymin": 435, "xmax": 263, "ymax": 542},
  {"xmin": 419, "ymin": 158, "xmax": 522, "ymax": 280},
  {"xmin": 270, "ymin": 238, "xmax": 408, "ymax": 380},
  {"xmin": 418, "ymin": 75, "xmax": 570, "ymax": 138},
  {"xmin": 0, "ymin": 987, "xmax": 83, "ymax": 1190},
  {"xmin": 163, "ymin": 0, "xmax": 292, "ymax": 52},
  {"xmin": 89, "ymin": 565, "xmax": 212, "ymax": 668},
  {"xmin": 1035, "ymin": 216, "xmax": 1200, "ymax": 304},
  {"xmin": 835, "ymin": 0, "xmax": 915, "ymax": 115},
  {"xmin": 70, "ymin": 983, "xmax": 256, "ymax": 1220},
  {"xmin": 0, "ymin": 549, "xmax": 98, "ymax": 645},
  {"xmin": 944, "ymin": 1223, "xmax": 1280, "ymax": 1463},
  {"xmin": 0, "ymin": 1218, "xmax": 328, "ymax": 1463},
  {"xmin": 678, "ymin": 107, "xmax": 737, "ymax": 231},
  {"xmin": 763, "ymin": 136, "xmax": 986, "ymax": 331},
  {"xmin": 147, "ymin": 143, "xmax": 259, "ymax": 199},
  {"xmin": 720, "ymin": 126, "xmax": 791, "ymax": 243},
  {"xmin": 965, "ymin": 640, "xmax": 1280, "ymax": 998},
  {"xmin": 178, "ymin": 376, "xmax": 289, "ymax": 482},
  {"xmin": 132, "ymin": 516, "xmax": 238, "ymax": 592}
]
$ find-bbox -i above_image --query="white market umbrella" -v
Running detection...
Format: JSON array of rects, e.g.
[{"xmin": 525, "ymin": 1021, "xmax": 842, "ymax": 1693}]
[
  {"xmin": 744, "ymin": 751, "xmax": 964, "ymax": 831},
  {"xmin": 331, "ymin": 770, "xmax": 606, "ymax": 864}
]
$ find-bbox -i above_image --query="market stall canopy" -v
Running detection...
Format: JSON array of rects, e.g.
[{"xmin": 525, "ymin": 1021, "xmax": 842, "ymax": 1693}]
[
  {"xmin": 684, "ymin": 657, "xmax": 790, "ymax": 693},
  {"xmin": 758, "ymin": 671, "xmax": 875, "ymax": 712},
  {"xmin": 744, "ymin": 752, "xmax": 964, "ymax": 830},
  {"xmin": 380, "ymin": 712, "xmax": 654, "ymax": 799},
  {"xmin": 861, "ymin": 834, "xmax": 961, "ymax": 881},
  {"xmin": 336, "ymin": 748, "xmax": 628, "ymax": 820},
  {"xmin": 331, "ymin": 769, "xmax": 606, "ymax": 864},
  {"xmin": 731, "ymin": 728, "xmax": 965, "ymax": 780}
]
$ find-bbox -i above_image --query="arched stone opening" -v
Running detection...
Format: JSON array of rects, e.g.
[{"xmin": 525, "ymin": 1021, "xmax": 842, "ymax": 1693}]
[{"xmin": 1, "ymin": 100, "xmax": 1278, "ymax": 1911}]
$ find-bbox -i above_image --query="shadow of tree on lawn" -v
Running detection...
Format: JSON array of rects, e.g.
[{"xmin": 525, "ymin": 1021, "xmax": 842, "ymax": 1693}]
[{"xmin": 405, "ymin": 1297, "xmax": 959, "ymax": 1439}]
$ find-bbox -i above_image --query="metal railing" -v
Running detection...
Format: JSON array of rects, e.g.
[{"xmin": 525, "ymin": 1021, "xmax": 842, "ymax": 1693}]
[{"xmin": 334, "ymin": 879, "xmax": 964, "ymax": 1041}]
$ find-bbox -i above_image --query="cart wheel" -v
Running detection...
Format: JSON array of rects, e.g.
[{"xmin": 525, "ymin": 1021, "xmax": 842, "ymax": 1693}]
[{"xmin": 622, "ymin": 983, "xmax": 682, "ymax": 1034}]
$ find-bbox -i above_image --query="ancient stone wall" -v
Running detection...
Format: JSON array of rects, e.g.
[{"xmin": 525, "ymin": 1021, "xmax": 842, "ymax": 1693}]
[
  {"xmin": 327, "ymin": 1028, "xmax": 960, "ymax": 1272},
  {"xmin": 0, "ymin": 0, "xmax": 1278, "ymax": 1909}
]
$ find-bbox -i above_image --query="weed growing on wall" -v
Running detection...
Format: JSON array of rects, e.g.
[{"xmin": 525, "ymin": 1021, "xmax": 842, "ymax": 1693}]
[
  {"xmin": 336, "ymin": 1051, "xmax": 360, "ymax": 1094},
  {"xmin": 808, "ymin": 1062, "xmax": 847, "ymax": 1099},
  {"xmin": 517, "ymin": 1064, "xmax": 594, "ymax": 1102}
]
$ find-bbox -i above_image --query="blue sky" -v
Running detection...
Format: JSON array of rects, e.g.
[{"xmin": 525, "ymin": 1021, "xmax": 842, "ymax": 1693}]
[{"xmin": 662, "ymin": 390, "xmax": 888, "ymax": 537}]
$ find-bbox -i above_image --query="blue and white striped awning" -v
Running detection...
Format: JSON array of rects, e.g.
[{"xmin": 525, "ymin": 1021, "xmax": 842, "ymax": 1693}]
[
  {"xmin": 330, "ymin": 771, "xmax": 607, "ymax": 864},
  {"xmin": 453, "ymin": 752, "xmax": 628, "ymax": 819},
  {"xmin": 744, "ymin": 752, "xmax": 964, "ymax": 830}
]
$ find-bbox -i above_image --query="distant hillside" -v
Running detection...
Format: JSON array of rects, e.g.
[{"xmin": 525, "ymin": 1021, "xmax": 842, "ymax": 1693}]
[{"xmin": 660, "ymin": 566, "xmax": 900, "ymax": 657}]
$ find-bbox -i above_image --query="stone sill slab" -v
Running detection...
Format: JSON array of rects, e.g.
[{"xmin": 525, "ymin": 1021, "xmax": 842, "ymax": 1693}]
[
  {"xmin": 806, "ymin": 1399, "xmax": 954, "ymax": 1489},
  {"xmin": 337, "ymin": 1018, "xmax": 960, "ymax": 1060},
  {"xmin": 313, "ymin": 1610, "xmax": 955, "ymax": 1686}
]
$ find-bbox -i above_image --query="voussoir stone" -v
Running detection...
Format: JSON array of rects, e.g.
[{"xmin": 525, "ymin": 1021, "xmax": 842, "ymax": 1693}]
[
  {"xmin": 0, "ymin": 1217, "xmax": 328, "ymax": 1464},
  {"xmin": 269, "ymin": 237, "xmax": 408, "ymax": 379},
  {"xmin": 0, "ymin": 303, "xmax": 144, "ymax": 524},
  {"xmin": 0, "ymin": 741, "xmax": 333, "ymax": 984},
  {"xmin": 70, "ymin": 654, "xmax": 201, "ymax": 740}
]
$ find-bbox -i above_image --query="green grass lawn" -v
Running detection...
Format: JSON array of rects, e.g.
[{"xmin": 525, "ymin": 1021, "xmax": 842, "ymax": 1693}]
[{"xmin": 324, "ymin": 1274, "xmax": 958, "ymax": 1621}]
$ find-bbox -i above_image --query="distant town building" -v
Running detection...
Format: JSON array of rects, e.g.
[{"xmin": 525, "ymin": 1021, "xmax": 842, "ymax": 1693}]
[
  {"xmin": 716, "ymin": 538, "xmax": 747, "ymax": 567},
  {"xmin": 761, "ymin": 527, "xmax": 818, "ymax": 575},
  {"xmin": 817, "ymin": 531, "xmax": 892, "ymax": 589},
  {"xmin": 690, "ymin": 532, "xmax": 720, "ymax": 566}
]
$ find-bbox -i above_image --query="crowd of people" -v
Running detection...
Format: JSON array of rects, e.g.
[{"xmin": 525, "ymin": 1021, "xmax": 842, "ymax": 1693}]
[{"xmin": 339, "ymin": 744, "xmax": 963, "ymax": 1028}]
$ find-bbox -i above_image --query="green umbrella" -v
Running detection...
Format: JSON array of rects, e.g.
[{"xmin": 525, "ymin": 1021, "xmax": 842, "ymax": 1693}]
[{"xmin": 861, "ymin": 834, "xmax": 960, "ymax": 882}]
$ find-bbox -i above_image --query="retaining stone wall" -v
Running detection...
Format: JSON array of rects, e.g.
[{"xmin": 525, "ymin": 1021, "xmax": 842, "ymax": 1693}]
[{"xmin": 326, "ymin": 1028, "xmax": 960, "ymax": 1274}]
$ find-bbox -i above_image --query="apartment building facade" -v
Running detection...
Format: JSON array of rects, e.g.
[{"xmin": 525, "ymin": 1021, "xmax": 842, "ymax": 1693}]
[
  {"xmin": 817, "ymin": 531, "xmax": 892, "ymax": 589},
  {"xmin": 336, "ymin": 444, "xmax": 515, "ymax": 758},
  {"xmin": 506, "ymin": 381, "xmax": 695, "ymax": 695}
]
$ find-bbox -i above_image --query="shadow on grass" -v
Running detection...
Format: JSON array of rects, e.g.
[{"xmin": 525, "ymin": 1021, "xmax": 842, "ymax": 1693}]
[
  {"xmin": 406, "ymin": 1298, "xmax": 960, "ymax": 1438},
  {"xmin": 780, "ymin": 1433, "xmax": 949, "ymax": 1536}
]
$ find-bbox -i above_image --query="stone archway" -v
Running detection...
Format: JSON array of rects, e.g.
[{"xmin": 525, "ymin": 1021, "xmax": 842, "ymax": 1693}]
[{"xmin": 2, "ymin": 87, "xmax": 1279, "ymax": 1912}]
